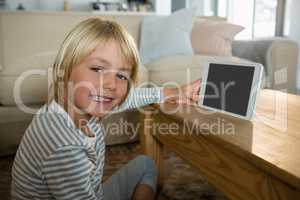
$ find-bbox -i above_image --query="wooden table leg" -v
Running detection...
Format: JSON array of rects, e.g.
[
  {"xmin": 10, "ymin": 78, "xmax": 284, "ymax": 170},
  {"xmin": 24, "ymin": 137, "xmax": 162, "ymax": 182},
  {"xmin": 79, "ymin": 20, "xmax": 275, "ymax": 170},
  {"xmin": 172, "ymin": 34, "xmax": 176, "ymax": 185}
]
[{"xmin": 140, "ymin": 106, "xmax": 164, "ymax": 189}]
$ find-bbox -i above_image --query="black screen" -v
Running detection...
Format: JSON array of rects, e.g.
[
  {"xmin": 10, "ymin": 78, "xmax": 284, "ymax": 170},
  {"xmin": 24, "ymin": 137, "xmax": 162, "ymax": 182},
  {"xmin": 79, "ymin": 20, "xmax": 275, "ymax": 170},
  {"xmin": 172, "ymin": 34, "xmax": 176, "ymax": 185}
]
[{"xmin": 203, "ymin": 63, "xmax": 255, "ymax": 116}]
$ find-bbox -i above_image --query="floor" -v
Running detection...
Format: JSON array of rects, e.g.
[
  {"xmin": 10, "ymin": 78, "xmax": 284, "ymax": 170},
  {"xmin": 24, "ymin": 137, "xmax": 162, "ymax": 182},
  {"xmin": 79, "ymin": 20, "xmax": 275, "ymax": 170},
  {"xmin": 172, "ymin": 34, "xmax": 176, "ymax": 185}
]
[{"xmin": 0, "ymin": 142, "xmax": 227, "ymax": 200}]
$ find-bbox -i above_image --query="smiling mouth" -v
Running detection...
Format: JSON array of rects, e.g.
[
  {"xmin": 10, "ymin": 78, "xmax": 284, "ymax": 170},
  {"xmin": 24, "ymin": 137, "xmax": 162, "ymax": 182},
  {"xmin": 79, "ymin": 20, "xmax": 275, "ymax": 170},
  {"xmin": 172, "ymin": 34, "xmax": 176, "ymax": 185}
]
[{"xmin": 90, "ymin": 95, "xmax": 115, "ymax": 103}]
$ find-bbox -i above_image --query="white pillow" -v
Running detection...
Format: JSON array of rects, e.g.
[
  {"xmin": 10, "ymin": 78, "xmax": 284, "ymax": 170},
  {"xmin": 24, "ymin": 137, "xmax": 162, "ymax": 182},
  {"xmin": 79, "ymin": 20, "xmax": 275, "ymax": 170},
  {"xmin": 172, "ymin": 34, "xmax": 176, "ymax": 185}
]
[
  {"xmin": 139, "ymin": 8, "xmax": 195, "ymax": 65},
  {"xmin": 191, "ymin": 19, "xmax": 244, "ymax": 56}
]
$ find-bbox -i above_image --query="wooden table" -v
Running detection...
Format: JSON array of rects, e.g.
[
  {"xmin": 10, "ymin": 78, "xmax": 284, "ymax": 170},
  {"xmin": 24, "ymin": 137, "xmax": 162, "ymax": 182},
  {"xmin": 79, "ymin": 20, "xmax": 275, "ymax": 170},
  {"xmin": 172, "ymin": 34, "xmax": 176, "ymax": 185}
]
[{"xmin": 140, "ymin": 89, "xmax": 300, "ymax": 200}]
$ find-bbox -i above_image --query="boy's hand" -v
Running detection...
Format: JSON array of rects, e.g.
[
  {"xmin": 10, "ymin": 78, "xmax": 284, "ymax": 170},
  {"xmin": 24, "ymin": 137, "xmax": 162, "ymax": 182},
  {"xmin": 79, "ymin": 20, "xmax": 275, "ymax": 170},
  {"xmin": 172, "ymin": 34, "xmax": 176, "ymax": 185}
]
[{"xmin": 163, "ymin": 79, "xmax": 201, "ymax": 105}]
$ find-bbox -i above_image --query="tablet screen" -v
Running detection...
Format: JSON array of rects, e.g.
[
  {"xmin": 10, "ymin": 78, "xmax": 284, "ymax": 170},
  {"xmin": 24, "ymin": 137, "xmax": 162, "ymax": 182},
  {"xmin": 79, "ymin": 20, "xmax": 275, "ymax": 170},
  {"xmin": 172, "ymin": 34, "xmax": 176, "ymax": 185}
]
[{"xmin": 203, "ymin": 63, "xmax": 255, "ymax": 116}]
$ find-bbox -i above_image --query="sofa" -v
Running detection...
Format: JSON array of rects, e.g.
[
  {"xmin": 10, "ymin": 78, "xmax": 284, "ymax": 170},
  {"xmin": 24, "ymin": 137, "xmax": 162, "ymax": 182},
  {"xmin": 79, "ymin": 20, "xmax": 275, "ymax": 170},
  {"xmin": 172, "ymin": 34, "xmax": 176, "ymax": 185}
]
[{"xmin": 0, "ymin": 11, "xmax": 298, "ymax": 156}]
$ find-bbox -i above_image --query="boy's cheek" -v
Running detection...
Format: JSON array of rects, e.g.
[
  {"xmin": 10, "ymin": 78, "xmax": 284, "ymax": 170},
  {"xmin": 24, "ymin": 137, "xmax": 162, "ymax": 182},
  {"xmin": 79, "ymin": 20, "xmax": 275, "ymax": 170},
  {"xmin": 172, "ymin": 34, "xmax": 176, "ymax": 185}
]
[
  {"xmin": 72, "ymin": 89, "xmax": 92, "ymax": 108},
  {"xmin": 119, "ymin": 88, "xmax": 129, "ymax": 102}
]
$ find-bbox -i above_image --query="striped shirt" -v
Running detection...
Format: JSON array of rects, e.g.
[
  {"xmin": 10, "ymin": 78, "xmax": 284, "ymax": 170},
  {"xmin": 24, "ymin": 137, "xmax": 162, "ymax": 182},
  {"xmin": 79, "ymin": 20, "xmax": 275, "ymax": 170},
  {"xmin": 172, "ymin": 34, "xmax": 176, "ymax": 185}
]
[{"xmin": 11, "ymin": 87, "xmax": 163, "ymax": 200}]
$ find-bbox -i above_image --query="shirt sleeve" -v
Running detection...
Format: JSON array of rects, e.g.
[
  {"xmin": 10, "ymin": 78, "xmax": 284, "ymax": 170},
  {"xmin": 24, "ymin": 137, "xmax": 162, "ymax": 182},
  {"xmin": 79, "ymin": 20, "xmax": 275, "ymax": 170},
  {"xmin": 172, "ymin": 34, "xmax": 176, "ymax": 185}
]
[
  {"xmin": 113, "ymin": 87, "xmax": 164, "ymax": 112},
  {"xmin": 42, "ymin": 147, "xmax": 98, "ymax": 200}
]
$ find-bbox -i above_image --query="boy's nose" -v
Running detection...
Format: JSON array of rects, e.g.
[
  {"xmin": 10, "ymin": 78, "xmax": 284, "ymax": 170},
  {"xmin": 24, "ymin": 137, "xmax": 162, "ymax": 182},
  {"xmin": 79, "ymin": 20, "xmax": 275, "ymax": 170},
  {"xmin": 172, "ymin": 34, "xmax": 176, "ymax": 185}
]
[{"xmin": 102, "ymin": 73, "xmax": 117, "ymax": 91}]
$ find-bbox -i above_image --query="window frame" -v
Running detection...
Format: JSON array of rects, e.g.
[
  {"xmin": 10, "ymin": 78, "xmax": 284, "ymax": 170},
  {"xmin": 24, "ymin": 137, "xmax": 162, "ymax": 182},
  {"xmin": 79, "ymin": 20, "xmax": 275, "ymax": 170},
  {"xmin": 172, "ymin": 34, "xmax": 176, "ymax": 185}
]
[{"xmin": 215, "ymin": 0, "xmax": 286, "ymax": 38}]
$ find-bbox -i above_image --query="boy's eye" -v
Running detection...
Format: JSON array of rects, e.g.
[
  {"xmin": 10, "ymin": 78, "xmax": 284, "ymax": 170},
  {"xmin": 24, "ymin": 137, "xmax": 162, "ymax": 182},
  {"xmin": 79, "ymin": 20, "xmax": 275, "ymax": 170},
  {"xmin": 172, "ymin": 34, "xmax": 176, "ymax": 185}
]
[
  {"xmin": 90, "ymin": 66, "xmax": 104, "ymax": 73},
  {"xmin": 90, "ymin": 66, "xmax": 129, "ymax": 80},
  {"xmin": 117, "ymin": 73, "xmax": 129, "ymax": 81}
]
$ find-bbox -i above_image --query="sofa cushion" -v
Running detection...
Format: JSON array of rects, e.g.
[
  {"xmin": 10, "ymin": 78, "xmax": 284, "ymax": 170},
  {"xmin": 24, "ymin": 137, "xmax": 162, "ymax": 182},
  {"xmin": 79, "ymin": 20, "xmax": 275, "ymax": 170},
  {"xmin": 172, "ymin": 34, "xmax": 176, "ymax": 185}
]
[
  {"xmin": 0, "ymin": 105, "xmax": 38, "ymax": 157},
  {"xmin": 0, "ymin": 16, "xmax": 60, "ymax": 106},
  {"xmin": 139, "ymin": 8, "xmax": 195, "ymax": 65},
  {"xmin": 0, "ymin": 74, "xmax": 49, "ymax": 106},
  {"xmin": 191, "ymin": 19, "xmax": 244, "ymax": 56},
  {"xmin": 145, "ymin": 55, "xmax": 253, "ymax": 86}
]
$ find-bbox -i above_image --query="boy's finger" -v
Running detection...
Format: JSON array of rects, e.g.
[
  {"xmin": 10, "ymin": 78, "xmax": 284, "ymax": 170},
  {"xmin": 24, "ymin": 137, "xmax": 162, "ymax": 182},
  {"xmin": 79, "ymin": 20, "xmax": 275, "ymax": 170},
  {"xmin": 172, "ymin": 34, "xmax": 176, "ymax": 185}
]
[{"xmin": 192, "ymin": 94, "xmax": 199, "ymax": 102}]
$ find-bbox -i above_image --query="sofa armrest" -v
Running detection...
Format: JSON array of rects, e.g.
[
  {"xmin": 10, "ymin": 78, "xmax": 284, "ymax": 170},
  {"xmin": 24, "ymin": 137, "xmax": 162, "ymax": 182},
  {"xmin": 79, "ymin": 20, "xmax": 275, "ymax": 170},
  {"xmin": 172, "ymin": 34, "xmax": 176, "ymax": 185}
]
[{"xmin": 232, "ymin": 37, "xmax": 299, "ymax": 93}]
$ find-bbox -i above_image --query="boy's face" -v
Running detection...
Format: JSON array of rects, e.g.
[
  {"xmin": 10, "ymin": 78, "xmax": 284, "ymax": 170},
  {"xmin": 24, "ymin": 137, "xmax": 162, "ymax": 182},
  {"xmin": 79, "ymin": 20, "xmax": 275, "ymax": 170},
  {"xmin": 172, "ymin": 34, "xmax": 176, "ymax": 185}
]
[{"xmin": 68, "ymin": 39, "xmax": 132, "ymax": 118}]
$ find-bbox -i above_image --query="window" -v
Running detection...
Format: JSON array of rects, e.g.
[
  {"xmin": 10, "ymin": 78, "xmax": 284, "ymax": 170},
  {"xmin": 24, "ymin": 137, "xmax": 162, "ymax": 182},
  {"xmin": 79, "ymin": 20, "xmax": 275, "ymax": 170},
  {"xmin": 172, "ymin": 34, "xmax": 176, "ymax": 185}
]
[
  {"xmin": 215, "ymin": 0, "xmax": 284, "ymax": 39},
  {"xmin": 283, "ymin": 0, "xmax": 292, "ymax": 36},
  {"xmin": 226, "ymin": 0, "xmax": 255, "ymax": 39},
  {"xmin": 253, "ymin": 0, "xmax": 278, "ymax": 38},
  {"xmin": 172, "ymin": 0, "xmax": 284, "ymax": 39}
]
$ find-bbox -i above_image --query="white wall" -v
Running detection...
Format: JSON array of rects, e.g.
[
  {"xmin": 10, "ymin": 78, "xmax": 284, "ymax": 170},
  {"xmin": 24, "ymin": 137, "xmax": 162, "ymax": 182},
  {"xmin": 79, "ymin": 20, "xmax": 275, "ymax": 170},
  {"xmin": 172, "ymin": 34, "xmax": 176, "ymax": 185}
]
[{"xmin": 286, "ymin": 0, "xmax": 300, "ymax": 90}]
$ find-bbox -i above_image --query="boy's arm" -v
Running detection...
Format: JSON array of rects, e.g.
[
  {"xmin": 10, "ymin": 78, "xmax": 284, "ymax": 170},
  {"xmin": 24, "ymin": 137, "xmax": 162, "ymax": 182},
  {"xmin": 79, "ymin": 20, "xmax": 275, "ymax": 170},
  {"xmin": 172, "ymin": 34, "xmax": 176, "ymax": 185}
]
[
  {"xmin": 42, "ymin": 148, "xmax": 100, "ymax": 200},
  {"xmin": 113, "ymin": 79, "xmax": 200, "ymax": 113},
  {"xmin": 113, "ymin": 87, "xmax": 165, "ymax": 112}
]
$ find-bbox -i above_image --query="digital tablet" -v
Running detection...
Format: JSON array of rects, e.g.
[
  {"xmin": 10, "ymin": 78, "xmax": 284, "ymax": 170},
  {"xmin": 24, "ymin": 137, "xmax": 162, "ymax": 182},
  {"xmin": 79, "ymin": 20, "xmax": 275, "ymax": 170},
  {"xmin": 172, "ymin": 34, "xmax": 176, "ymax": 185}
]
[{"xmin": 198, "ymin": 61, "xmax": 263, "ymax": 120}]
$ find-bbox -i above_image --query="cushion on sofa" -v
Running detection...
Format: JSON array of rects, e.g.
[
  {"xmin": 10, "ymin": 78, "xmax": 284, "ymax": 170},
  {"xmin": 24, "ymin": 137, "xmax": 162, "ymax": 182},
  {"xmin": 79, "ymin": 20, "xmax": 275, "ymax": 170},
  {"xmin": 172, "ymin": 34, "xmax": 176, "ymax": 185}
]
[
  {"xmin": 0, "ymin": 55, "xmax": 54, "ymax": 105},
  {"xmin": 139, "ymin": 8, "xmax": 195, "ymax": 65},
  {"xmin": 0, "ymin": 75, "xmax": 49, "ymax": 106},
  {"xmin": 0, "ymin": 42, "xmax": 57, "ymax": 105},
  {"xmin": 0, "ymin": 105, "xmax": 38, "ymax": 156},
  {"xmin": 191, "ymin": 19, "xmax": 244, "ymax": 56}
]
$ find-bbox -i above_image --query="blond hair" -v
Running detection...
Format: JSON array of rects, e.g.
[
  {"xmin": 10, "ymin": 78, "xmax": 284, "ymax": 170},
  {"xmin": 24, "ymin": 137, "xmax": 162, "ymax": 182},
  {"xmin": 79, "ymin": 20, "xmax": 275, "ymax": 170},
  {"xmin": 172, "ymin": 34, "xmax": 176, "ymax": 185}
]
[{"xmin": 50, "ymin": 18, "xmax": 139, "ymax": 104}]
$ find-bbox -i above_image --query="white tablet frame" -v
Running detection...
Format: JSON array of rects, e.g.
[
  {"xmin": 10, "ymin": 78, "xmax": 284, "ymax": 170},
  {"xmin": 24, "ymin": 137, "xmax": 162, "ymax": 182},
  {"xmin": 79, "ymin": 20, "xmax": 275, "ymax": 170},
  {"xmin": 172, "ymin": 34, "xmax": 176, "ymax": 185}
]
[{"xmin": 198, "ymin": 61, "xmax": 264, "ymax": 120}]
